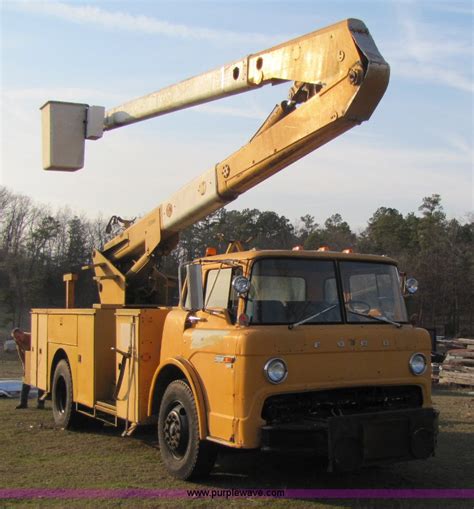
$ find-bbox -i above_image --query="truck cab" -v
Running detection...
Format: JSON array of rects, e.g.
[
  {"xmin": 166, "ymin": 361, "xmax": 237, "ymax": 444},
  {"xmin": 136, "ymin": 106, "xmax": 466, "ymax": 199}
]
[{"xmin": 173, "ymin": 249, "xmax": 437, "ymax": 473}]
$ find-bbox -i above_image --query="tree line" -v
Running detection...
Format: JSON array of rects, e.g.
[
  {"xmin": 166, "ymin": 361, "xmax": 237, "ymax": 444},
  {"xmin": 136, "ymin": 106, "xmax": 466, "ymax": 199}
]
[{"xmin": 1, "ymin": 186, "xmax": 472, "ymax": 336}]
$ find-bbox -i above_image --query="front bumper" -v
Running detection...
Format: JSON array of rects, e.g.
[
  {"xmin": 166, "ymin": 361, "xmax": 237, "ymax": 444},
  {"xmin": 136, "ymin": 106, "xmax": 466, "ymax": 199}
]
[{"xmin": 261, "ymin": 408, "xmax": 438, "ymax": 471}]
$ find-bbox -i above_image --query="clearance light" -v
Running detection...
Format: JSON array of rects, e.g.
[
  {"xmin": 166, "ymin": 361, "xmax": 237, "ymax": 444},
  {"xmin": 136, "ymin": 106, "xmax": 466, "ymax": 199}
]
[
  {"xmin": 342, "ymin": 248, "xmax": 353, "ymax": 254},
  {"xmin": 317, "ymin": 246, "xmax": 330, "ymax": 252},
  {"xmin": 205, "ymin": 247, "xmax": 217, "ymax": 256},
  {"xmin": 292, "ymin": 245, "xmax": 304, "ymax": 251}
]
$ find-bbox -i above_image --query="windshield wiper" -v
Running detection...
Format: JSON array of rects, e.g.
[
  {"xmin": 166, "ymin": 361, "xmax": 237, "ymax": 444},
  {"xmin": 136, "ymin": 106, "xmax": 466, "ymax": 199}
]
[
  {"xmin": 288, "ymin": 304, "xmax": 338, "ymax": 330},
  {"xmin": 346, "ymin": 309, "xmax": 402, "ymax": 328}
]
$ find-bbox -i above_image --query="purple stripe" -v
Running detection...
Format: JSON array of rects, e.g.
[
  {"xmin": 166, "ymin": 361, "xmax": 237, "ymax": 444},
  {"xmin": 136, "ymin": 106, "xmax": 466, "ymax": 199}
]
[
  {"xmin": 0, "ymin": 488, "xmax": 473, "ymax": 499},
  {"xmin": 286, "ymin": 489, "xmax": 474, "ymax": 499},
  {"xmin": 0, "ymin": 489, "xmax": 185, "ymax": 499}
]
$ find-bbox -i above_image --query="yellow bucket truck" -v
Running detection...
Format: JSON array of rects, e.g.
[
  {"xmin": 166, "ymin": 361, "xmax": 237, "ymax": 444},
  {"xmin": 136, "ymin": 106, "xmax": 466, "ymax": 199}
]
[{"xmin": 29, "ymin": 19, "xmax": 437, "ymax": 479}]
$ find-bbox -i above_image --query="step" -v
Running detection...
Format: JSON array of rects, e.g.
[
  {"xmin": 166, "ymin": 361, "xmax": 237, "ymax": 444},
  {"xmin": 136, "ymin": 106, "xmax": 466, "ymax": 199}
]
[{"xmin": 95, "ymin": 400, "xmax": 117, "ymax": 416}]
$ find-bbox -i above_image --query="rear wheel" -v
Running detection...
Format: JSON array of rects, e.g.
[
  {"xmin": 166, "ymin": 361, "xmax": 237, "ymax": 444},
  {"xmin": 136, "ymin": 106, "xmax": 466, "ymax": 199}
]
[
  {"xmin": 158, "ymin": 380, "xmax": 216, "ymax": 480},
  {"xmin": 52, "ymin": 360, "xmax": 82, "ymax": 428}
]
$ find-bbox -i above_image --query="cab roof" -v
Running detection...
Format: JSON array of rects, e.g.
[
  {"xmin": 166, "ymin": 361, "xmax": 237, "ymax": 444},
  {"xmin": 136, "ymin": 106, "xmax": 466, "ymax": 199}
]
[{"xmin": 197, "ymin": 249, "xmax": 398, "ymax": 265}]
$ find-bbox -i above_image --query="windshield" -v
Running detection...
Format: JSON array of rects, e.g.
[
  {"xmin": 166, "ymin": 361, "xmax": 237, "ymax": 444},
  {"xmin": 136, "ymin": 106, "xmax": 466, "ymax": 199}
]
[
  {"xmin": 246, "ymin": 258, "xmax": 342, "ymax": 325},
  {"xmin": 340, "ymin": 261, "xmax": 408, "ymax": 324}
]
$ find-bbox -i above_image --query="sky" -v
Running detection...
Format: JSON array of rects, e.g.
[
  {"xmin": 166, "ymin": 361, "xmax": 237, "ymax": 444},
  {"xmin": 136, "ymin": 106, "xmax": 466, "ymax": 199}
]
[{"xmin": 1, "ymin": 0, "xmax": 473, "ymax": 231}]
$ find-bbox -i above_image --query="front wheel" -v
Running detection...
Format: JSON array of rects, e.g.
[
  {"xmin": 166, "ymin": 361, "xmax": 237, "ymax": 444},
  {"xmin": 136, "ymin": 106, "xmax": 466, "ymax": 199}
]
[
  {"xmin": 52, "ymin": 359, "xmax": 82, "ymax": 428},
  {"xmin": 158, "ymin": 380, "xmax": 217, "ymax": 480}
]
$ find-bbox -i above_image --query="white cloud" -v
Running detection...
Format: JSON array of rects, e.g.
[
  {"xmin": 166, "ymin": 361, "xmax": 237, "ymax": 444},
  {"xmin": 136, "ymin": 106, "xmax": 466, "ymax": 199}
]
[
  {"xmin": 397, "ymin": 16, "xmax": 472, "ymax": 62},
  {"xmin": 385, "ymin": 13, "xmax": 473, "ymax": 94},
  {"xmin": 443, "ymin": 133, "xmax": 474, "ymax": 159},
  {"xmin": 392, "ymin": 61, "xmax": 473, "ymax": 94},
  {"xmin": 13, "ymin": 1, "xmax": 281, "ymax": 45},
  {"xmin": 430, "ymin": 3, "xmax": 474, "ymax": 16}
]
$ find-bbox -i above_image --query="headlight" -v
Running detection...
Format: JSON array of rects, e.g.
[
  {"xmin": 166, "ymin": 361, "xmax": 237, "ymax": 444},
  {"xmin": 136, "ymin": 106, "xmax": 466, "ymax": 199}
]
[
  {"xmin": 264, "ymin": 358, "xmax": 288, "ymax": 384},
  {"xmin": 409, "ymin": 353, "xmax": 427, "ymax": 375}
]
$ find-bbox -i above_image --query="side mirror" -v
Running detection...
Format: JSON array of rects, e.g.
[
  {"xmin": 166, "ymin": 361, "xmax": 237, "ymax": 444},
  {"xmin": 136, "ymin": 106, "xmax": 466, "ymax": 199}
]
[{"xmin": 185, "ymin": 264, "xmax": 203, "ymax": 311}]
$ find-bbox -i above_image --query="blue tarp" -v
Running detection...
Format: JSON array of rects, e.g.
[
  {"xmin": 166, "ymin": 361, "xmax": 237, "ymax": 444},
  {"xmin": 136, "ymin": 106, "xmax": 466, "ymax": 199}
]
[{"xmin": 0, "ymin": 379, "xmax": 38, "ymax": 398}]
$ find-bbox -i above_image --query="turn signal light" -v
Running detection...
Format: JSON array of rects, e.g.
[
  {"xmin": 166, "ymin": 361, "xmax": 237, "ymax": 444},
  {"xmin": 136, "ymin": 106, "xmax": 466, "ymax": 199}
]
[
  {"xmin": 215, "ymin": 355, "xmax": 236, "ymax": 364},
  {"xmin": 205, "ymin": 247, "xmax": 217, "ymax": 256}
]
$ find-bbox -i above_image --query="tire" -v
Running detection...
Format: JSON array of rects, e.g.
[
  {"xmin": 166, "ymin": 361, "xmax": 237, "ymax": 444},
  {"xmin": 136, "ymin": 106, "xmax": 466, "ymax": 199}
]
[
  {"xmin": 158, "ymin": 380, "xmax": 217, "ymax": 480},
  {"xmin": 52, "ymin": 359, "xmax": 82, "ymax": 429}
]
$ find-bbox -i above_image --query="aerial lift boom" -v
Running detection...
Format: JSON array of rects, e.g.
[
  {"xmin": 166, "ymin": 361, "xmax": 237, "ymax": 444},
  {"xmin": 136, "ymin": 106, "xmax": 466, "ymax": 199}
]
[{"xmin": 41, "ymin": 19, "xmax": 389, "ymax": 305}]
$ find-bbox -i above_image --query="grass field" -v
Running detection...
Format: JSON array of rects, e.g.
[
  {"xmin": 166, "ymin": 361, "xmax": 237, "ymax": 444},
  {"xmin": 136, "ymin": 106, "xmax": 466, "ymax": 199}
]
[{"xmin": 1, "ymin": 349, "xmax": 473, "ymax": 508}]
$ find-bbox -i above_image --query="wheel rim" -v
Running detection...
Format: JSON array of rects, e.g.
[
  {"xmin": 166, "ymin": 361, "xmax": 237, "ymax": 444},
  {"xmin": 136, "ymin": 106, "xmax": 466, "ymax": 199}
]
[
  {"xmin": 55, "ymin": 376, "xmax": 67, "ymax": 415},
  {"xmin": 163, "ymin": 403, "xmax": 189, "ymax": 459}
]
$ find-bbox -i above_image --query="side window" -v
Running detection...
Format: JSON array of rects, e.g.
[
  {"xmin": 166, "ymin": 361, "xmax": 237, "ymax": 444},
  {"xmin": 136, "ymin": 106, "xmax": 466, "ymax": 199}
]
[
  {"xmin": 204, "ymin": 267, "xmax": 242, "ymax": 323},
  {"xmin": 205, "ymin": 268, "xmax": 233, "ymax": 308}
]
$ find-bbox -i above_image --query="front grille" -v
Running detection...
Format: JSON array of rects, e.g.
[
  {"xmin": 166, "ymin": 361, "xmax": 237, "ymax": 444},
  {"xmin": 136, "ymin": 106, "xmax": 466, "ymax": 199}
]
[{"xmin": 262, "ymin": 385, "xmax": 423, "ymax": 424}]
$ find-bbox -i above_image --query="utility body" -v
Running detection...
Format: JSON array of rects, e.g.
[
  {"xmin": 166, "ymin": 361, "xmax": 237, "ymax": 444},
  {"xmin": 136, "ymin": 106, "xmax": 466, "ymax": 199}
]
[{"xmin": 29, "ymin": 19, "xmax": 438, "ymax": 479}]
